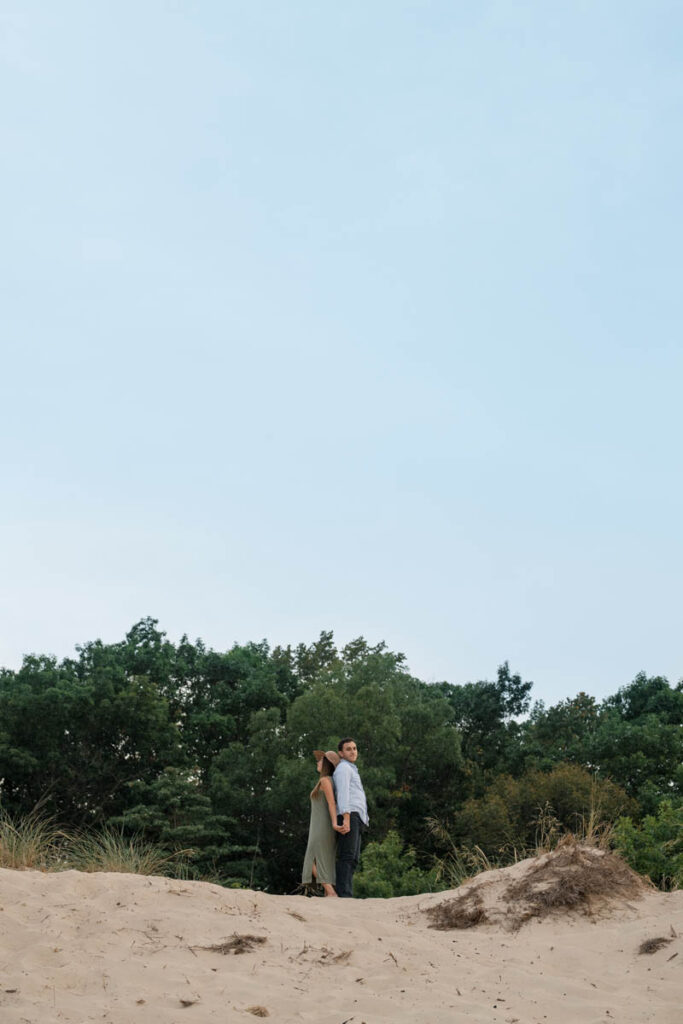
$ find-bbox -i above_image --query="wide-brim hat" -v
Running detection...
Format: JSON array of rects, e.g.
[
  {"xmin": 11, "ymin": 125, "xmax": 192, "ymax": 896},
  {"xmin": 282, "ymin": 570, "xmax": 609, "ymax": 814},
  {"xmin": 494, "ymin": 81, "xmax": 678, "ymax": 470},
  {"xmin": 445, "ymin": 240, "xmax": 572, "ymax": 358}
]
[{"xmin": 313, "ymin": 748, "xmax": 340, "ymax": 768}]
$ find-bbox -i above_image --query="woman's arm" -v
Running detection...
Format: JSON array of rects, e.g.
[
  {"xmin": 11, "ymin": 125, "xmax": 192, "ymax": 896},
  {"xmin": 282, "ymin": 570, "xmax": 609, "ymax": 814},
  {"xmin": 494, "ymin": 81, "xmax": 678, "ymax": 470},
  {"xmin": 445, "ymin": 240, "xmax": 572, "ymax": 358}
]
[{"xmin": 320, "ymin": 777, "xmax": 339, "ymax": 828}]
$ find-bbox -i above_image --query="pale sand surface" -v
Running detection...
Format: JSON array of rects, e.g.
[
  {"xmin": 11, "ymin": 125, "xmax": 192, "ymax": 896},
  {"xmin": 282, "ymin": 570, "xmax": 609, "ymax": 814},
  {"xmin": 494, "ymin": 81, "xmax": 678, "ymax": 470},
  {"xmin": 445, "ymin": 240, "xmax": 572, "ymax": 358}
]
[{"xmin": 1, "ymin": 858, "xmax": 681, "ymax": 1024}]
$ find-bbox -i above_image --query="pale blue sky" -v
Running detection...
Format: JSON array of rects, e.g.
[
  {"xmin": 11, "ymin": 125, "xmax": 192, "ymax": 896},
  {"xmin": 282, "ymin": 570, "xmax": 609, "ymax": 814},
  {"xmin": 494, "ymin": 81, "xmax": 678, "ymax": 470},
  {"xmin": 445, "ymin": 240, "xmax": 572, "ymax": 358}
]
[{"xmin": 1, "ymin": 1, "xmax": 681, "ymax": 703}]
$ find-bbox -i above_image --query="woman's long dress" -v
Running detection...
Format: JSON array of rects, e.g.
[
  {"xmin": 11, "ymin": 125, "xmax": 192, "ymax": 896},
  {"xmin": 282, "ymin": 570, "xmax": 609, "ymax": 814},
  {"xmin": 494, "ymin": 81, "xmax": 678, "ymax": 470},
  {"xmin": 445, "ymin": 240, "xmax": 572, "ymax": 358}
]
[{"xmin": 301, "ymin": 791, "xmax": 337, "ymax": 885}]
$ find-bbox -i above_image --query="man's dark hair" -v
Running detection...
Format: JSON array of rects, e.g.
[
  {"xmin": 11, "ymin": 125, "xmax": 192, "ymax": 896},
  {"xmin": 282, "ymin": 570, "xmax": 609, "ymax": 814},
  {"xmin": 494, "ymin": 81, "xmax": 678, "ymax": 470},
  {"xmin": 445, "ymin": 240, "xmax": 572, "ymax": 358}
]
[{"xmin": 338, "ymin": 736, "xmax": 355, "ymax": 751}]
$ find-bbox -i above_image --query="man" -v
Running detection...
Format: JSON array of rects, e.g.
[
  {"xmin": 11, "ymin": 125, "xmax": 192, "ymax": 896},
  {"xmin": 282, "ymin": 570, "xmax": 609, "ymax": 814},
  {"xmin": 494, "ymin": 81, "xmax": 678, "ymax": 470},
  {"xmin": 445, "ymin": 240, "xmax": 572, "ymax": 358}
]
[{"xmin": 333, "ymin": 737, "xmax": 369, "ymax": 898}]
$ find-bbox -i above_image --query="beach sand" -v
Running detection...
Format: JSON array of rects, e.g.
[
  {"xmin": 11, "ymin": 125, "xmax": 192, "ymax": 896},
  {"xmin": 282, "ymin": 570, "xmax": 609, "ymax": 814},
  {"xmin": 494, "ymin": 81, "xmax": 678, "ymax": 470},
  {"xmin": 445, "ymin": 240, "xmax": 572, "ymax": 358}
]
[{"xmin": 1, "ymin": 849, "xmax": 681, "ymax": 1023}]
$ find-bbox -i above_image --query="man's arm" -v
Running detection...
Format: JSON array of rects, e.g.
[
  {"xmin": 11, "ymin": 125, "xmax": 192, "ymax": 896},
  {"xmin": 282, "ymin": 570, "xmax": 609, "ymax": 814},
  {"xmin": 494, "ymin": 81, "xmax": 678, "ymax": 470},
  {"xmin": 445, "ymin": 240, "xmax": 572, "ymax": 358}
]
[{"xmin": 334, "ymin": 762, "xmax": 352, "ymax": 815}]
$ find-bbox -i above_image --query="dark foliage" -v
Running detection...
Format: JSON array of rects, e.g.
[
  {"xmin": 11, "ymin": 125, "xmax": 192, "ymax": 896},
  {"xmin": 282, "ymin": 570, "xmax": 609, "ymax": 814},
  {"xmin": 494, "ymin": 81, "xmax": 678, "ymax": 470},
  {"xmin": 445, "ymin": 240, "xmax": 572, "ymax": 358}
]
[{"xmin": 0, "ymin": 619, "xmax": 680, "ymax": 893}]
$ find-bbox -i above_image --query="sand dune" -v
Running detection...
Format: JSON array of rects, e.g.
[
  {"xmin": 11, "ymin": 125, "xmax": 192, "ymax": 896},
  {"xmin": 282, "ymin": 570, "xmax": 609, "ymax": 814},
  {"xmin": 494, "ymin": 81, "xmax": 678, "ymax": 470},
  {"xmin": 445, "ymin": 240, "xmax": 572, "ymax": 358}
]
[{"xmin": 1, "ymin": 850, "xmax": 681, "ymax": 1023}]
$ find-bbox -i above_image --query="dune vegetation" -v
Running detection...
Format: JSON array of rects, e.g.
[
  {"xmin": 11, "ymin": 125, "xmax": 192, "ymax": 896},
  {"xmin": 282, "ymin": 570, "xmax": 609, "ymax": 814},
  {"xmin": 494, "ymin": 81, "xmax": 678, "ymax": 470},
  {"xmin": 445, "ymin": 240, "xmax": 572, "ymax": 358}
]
[{"xmin": 0, "ymin": 618, "xmax": 680, "ymax": 894}]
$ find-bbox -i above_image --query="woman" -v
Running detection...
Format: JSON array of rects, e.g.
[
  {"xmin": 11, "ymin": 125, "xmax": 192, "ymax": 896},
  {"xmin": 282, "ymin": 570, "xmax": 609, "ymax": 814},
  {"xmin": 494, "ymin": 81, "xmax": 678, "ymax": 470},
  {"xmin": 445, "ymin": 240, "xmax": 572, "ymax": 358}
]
[{"xmin": 301, "ymin": 748, "xmax": 342, "ymax": 897}]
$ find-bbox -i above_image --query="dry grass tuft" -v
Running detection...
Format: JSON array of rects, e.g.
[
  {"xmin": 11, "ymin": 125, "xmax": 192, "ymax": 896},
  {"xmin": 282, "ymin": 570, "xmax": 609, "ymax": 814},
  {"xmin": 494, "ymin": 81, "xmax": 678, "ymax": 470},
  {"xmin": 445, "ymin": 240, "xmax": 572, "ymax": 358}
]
[
  {"xmin": 426, "ymin": 888, "xmax": 488, "ymax": 931},
  {"xmin": 503, "ymin": 837, "xmax": 646, "ymax": 927},
  {"xmin": 0, "ymin": 811, "xmax": 64, "ymax": 870},
  {"xmin": 245, "ymin": 1007, "xmax": 270, "ymax": 1017},
  {"xmin": 198, "ymin": 933, "xmax": 267, "ymax": 955},
  {"xmin": 425, "ymin": 838, "xmax": 648, "ymax": 931},
  {"xmin": 0, "ymin": 812, "xmax": 191, "ymax": 877},
  {"xmin": 638, "ymin": 937, "xmax": 673, "ymax": 955},
  {"xmin": 66, "ymin": 826, "xmax": 189, "ymax": 877}
]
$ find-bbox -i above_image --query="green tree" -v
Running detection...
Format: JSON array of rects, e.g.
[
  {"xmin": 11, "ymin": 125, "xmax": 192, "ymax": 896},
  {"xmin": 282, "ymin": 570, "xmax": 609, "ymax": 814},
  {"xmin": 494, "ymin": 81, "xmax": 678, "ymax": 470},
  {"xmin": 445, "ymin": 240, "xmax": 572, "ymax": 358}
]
[
  {"xmin": 522, "ymin": 692, "xmax": 601, "ymax": 769},
  {"xmin": 110, "ymin": 767, "xmax": 248, "ymax": 883},
  {"xmin": 521, "ymin": 675, "xmax": 683, "ymax": 815},
  {"xmin": 592, "ymin": 675, "xmax": 683, "ymax": 812},
  {"xmin": 435, "ymin": 662, "xmax": 532, "ymax": 793},
  {"xmin": 0, "ymin": 622, "xmax": 184, "ymax": 822}
]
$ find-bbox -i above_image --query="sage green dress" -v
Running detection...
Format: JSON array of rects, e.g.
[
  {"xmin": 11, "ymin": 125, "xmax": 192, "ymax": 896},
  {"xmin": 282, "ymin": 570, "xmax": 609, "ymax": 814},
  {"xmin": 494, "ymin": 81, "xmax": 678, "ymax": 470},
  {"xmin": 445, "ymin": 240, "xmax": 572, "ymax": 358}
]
[{"xmin": 301, "ymin": 789, "xmax": 337, "ymax": 885}]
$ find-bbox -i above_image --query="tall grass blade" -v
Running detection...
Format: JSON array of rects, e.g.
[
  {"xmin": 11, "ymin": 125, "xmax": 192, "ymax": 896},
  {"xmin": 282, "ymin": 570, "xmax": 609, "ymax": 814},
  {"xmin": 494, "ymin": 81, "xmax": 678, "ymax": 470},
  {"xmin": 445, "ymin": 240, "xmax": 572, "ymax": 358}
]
[
  {"xmin": 66, "ymin": 825, "xmax": 190, "ymax": 876},
  {"xmin": 0, "ymin": 810, "xmax": 63, "ymax": 870}
]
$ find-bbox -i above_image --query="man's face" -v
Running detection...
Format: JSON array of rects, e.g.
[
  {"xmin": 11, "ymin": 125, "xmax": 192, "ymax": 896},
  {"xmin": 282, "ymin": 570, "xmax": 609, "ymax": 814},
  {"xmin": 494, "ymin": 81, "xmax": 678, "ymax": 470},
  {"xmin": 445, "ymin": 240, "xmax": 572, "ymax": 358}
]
[{"xmin": 340, "ymin": 741, "xmax": 358, "ymax": 763}]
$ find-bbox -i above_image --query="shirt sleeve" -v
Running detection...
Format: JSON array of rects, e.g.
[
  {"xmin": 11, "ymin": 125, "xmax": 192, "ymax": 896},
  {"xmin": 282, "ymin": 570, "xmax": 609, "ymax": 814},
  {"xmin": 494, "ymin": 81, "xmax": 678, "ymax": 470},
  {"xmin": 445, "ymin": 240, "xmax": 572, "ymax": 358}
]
[{"xmin": 334, "ymin": 763, "xmax": 351, "ymax": 815}]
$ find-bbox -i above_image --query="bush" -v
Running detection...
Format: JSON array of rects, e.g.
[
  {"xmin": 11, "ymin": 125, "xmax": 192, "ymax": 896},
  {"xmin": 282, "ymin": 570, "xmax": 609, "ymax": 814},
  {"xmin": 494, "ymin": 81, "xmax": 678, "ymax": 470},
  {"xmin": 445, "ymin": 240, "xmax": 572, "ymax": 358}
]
[
  {"xmin": 454, "ymin": 764, "xmax": 635, "ymax": 857},
  {"xmin": 353, "ymin": 830, "xmax": 441, "ymax": 898},
  {"xmin": 612, "ymin": 799, "xmax": 683, "ymax": 890}
]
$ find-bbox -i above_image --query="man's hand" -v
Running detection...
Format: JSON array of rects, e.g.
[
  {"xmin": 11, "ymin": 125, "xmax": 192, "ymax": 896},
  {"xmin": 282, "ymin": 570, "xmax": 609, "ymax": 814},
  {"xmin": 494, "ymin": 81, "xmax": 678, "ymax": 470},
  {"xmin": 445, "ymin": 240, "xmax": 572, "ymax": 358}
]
[{"xmin": 335, "ymin": 812, "xmax": 351, "ymax": 835}]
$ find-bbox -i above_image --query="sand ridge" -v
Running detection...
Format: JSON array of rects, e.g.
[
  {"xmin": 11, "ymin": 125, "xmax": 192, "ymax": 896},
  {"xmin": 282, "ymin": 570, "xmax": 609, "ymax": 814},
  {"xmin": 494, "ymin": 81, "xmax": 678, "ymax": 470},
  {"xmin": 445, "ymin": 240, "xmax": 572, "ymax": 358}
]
[{"xmin": 0, "ymin": 856, "xmax": 681, "ymax": 1023}]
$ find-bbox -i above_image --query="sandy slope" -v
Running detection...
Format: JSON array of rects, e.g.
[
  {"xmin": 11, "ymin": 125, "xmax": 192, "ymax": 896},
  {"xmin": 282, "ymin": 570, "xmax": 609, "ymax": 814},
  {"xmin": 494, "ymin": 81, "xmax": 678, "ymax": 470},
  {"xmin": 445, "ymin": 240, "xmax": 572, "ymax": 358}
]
[{"xmin": 0, "ymin": 858, "xmax": 681, "ymax": 1024}]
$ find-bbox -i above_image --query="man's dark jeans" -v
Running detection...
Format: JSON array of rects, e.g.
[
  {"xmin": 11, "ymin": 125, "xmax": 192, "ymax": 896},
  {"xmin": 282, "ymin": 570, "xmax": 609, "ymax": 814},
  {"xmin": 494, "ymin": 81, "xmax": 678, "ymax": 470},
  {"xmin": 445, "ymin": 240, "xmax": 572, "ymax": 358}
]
[{"xmin": 336, "ymin": 811, "xmax": 364, "ymax": 898}]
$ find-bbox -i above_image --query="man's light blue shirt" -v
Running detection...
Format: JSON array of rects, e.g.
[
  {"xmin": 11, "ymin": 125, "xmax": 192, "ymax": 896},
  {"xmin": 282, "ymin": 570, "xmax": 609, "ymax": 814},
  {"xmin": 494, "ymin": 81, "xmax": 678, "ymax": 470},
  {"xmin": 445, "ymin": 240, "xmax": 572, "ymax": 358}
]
[{"xmin": 333, "ymin": 760, "xmax": 369, "ymax": 825}]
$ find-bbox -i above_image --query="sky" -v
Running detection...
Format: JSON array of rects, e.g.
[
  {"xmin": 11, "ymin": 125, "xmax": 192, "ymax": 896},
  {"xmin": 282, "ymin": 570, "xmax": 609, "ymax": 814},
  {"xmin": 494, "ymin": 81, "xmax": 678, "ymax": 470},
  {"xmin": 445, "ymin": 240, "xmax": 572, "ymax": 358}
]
[{"xmin": 1, "ymin": 1, "xmax": 682, "ymax": 706}]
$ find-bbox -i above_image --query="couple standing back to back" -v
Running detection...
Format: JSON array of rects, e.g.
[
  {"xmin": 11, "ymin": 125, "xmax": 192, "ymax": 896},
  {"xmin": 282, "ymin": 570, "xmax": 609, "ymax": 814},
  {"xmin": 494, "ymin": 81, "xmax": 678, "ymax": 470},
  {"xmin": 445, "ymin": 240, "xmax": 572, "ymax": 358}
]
[{"xmin": 301, "ymin": 737, "xmax": 368, "ymax": 898}]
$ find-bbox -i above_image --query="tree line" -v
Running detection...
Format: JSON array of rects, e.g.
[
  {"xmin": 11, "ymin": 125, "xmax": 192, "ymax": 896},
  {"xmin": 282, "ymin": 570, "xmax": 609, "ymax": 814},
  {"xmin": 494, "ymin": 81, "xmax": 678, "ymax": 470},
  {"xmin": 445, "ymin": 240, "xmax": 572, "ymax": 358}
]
[{"xmin": 0, "ymin": 618, "xmax": 680, "ymax": 892}]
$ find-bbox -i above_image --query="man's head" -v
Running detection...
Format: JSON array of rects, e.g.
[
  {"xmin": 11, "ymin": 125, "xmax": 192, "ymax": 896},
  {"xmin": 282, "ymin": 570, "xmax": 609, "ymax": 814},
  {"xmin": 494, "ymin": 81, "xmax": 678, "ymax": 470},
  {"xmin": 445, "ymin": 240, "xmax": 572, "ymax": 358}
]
[{"xmin": 337, "ymin": 737, "xmax": 358, "ymax": 763}]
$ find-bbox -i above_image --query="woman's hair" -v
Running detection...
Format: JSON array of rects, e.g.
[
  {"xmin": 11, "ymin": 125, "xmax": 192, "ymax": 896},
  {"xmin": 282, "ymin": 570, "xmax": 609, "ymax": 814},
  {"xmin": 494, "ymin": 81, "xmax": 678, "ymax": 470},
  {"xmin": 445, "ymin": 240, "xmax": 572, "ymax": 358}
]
[{"xmin": 311, "ymin": 754, "xmax": 336, "ymax": 798}]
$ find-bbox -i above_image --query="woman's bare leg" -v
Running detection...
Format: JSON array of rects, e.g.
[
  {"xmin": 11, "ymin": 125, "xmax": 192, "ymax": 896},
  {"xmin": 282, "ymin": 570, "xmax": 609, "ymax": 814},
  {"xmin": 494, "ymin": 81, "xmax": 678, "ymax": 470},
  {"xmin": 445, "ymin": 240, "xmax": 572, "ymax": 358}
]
[{"xmin": 312, "ymin": 861, "xmax": 337, "ymax": 895}]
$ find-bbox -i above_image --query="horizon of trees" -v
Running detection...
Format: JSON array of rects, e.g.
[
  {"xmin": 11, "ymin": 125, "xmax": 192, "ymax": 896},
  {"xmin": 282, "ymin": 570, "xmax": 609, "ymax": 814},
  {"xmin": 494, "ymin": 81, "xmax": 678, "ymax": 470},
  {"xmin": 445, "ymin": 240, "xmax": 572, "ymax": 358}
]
[{"xmin": 0, "ymin": 618, "xmax": 680, "ymax": 892}]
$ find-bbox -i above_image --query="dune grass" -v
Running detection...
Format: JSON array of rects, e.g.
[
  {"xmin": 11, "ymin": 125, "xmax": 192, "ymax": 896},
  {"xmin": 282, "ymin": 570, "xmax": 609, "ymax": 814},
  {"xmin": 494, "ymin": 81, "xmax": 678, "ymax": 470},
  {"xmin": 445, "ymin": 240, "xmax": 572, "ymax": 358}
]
[
  {"xmin": 0, "ymin": 809, "xmax": 65, "ymax": 870},
  {"xmin": 0, "ymin": 811, "xmax": 189, "ymax": 877},
  {"xmin": 65, "ymin": 826, "xmax": 190, "ymax": 876}
]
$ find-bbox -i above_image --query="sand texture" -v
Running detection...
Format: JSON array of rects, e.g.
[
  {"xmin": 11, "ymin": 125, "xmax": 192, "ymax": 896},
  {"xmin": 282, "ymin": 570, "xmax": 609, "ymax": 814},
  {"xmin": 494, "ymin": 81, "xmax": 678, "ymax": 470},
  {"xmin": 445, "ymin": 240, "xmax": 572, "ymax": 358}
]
[{"xmin": 1, "ymin": 848, "xmax": 681, "ymax": 1023}]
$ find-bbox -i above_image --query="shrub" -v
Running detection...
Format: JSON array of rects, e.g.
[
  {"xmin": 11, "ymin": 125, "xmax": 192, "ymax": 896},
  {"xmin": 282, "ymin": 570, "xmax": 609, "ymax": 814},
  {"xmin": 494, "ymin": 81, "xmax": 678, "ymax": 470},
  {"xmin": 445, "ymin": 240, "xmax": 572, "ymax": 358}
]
[
  {"xmin": 612, "ymin": 799, "xmax": 682, "ymax": 890},
  {"xmin": 453, "ymin": 764, "xmax": 635, "ymax": 857},
  {"xmin": 353, "ymin": 830, "xmax": 441, "ymax": 898}
]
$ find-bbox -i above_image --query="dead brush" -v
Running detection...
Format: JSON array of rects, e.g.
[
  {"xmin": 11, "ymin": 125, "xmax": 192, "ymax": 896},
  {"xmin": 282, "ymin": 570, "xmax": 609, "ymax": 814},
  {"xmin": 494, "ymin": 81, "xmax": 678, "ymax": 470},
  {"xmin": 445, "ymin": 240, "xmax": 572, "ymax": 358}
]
[
  {"xmin": 196, "ymin": 933, "xmax": 267, "ymax": 955},
  {"xmin": 426, "ymin": 888, "xmax": 488, "ymax": 931},
  {"xmin": 638, "ymin": 937, "xmax": 672, "ymax": 955},
  {"xmin": 503, "ymin": 836, "xmax": 647, "ymax": 927},
  {"xmin": 424, "ymin": 837, "xmax": 648, "ymax": 932}
]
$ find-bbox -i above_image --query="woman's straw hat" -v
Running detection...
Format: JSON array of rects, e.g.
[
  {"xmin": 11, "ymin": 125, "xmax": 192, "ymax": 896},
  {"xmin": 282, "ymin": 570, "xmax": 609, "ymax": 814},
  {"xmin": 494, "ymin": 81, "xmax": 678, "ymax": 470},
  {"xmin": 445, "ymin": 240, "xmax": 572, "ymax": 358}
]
[{"xmin": 312, "ymin": 749, "xmax": 340, "ymax": 767}]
